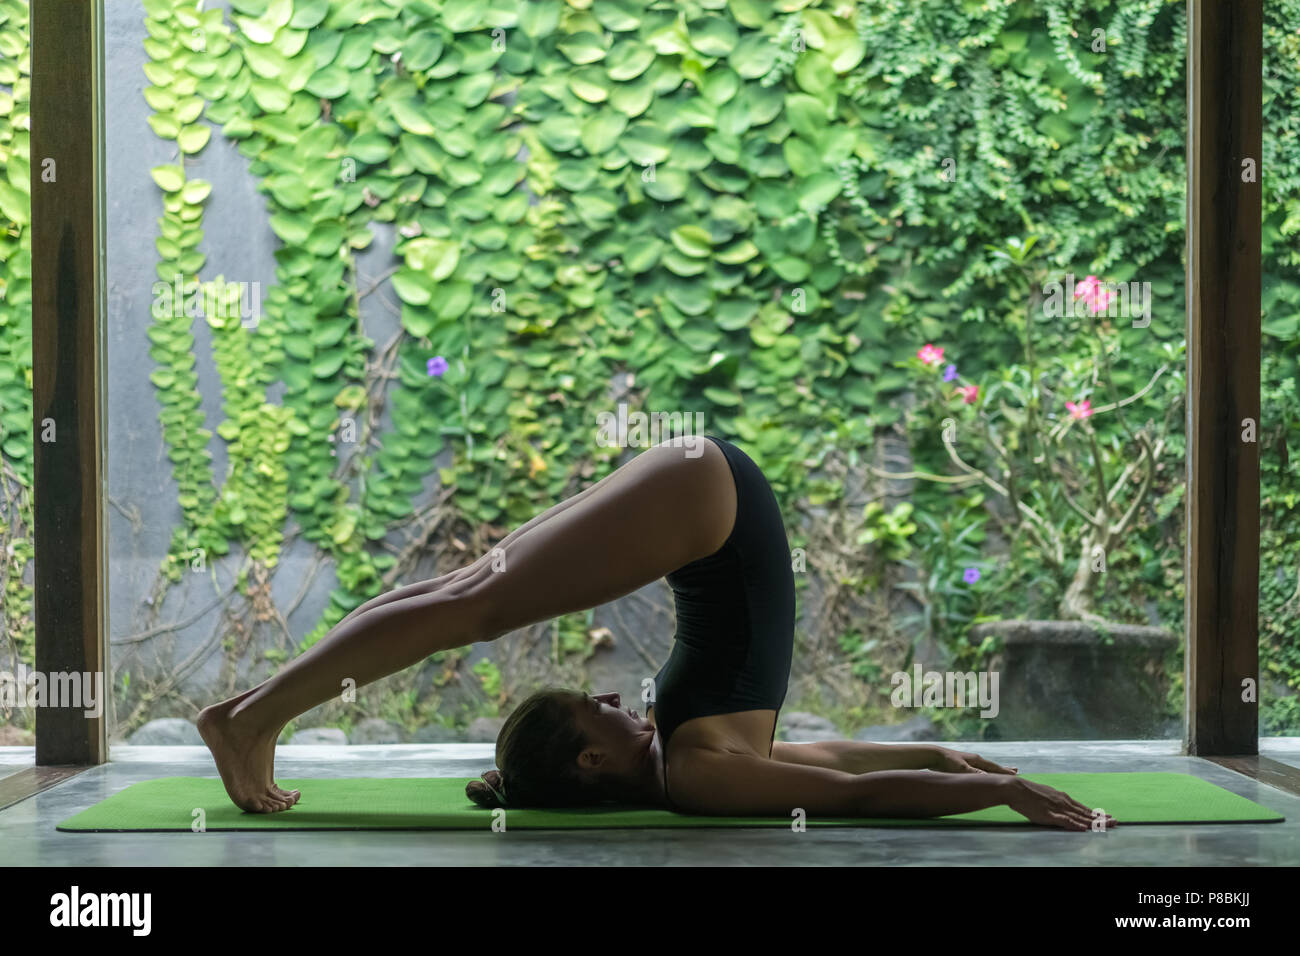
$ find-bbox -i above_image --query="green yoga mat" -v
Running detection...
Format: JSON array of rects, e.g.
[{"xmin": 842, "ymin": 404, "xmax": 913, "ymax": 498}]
[{"xmin": 56, "ymin": 772, "xmax": 1284, "ymax": 831}]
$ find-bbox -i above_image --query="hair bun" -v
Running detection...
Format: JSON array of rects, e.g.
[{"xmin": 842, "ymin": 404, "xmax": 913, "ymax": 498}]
[{"xmin": 466, "ymin": 769, "xmax": 505, "ymax": 808}]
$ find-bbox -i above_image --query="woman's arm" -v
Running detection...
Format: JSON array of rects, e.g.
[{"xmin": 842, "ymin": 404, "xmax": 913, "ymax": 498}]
[
  {"xmin": 773, "ymin": 740, "xmax": 1019, "ymax": 776},
  {"xmin": 771, "ymin": 740, "xmax": 941, "ymax": 773},
  {"xmin": 671, "ymin": 749, "xmax": 1110, "ymax": 829}
]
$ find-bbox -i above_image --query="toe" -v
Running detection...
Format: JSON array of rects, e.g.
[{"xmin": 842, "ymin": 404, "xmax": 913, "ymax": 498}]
[
  {"xmin": 275, "ymin": 783, "xmax": 301, "ymax": 803},
  {"xmin": 274, "ymin": 782, "xmax": 301, "ymax": 804}
]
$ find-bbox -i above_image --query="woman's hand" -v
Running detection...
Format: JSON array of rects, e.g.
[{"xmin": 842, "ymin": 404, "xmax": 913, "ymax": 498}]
[
  {"xmin": 1005, "ymin": 776, "xmax": 1117, "ymax": 830},
  {"xmin": 929, "ymin": 746, "xmax": 1018, "ymax": 776}
]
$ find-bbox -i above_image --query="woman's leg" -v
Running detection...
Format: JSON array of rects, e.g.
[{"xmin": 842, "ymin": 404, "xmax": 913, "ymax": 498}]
[
  {"xmin": 329, "ymin": 462, "xmax": 619, "ymax": 629},
  {"xmin": 199, "ymin": 436, "xmax": 737, "ymax": 812}
]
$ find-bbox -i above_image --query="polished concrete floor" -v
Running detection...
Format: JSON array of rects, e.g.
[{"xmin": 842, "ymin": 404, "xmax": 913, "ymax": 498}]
[{"xmin": 2, "ymin": 740, "xmax": 1299, "ymax": 866}]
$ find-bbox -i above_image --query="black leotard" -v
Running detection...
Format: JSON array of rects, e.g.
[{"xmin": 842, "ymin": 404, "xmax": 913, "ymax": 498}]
[{"xmin": 646, "ymin": 434, "xmax": 796, "ymax": 804}]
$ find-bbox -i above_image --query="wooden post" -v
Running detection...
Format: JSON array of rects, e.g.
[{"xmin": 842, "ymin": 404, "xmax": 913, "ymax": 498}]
[
  {"xmin": 29, "ymin": 0, "xmax": 107, "ymax": 765},
  {"xmin": 1185, "ymin": 0, "xmax": 1262, "ymax": 756}
]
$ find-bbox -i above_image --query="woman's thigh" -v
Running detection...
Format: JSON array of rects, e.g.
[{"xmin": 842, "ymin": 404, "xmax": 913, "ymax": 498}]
[
  {"xmin": 345, "ymin": 447, "xmax": 632, "ymax": 616},
  {"xmin": 466, "ymin": 437, "xmax": 737, "ymax": 638}
]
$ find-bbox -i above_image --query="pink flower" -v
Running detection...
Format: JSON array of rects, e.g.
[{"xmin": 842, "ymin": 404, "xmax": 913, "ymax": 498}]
[
  {"xmin": 1066, "ymin": 399, "xmax": 1093, "ymax": 419},
  {"xmin": 956, "ymin": 384, "xmax": 979, "ymax": 404},
  {"xmin": 917, "ymin": 344, "xmax": 944, "ymax": 366},
  {"xmin": 1074, "ymin": 275, "xmax": 1112, "ymax": 314}
]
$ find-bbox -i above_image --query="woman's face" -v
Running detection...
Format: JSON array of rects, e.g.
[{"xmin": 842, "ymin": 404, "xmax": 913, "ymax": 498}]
[{"xmin": 569, "ymin": 691, "xmax": 659, "ymax": 780}]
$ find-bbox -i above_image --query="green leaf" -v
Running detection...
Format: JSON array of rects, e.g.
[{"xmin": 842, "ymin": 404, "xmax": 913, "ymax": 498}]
[
  {"xmin": 435, "ymin": 281, "xmax": 473, "ymax": 320},
  {"xmin": 670, "ymin": 225, "xmax": 713, "ymax": 257},
  {"xmin": 306, "ymin": 221, "xmax": 346, "ymax": 257},
  {"xmin": 270, "ymin": 27, "xmax": 308, "ymax": 58},
  {"xmin": 264, "ymin": 0, "xmax": 293, "ymax": 29},
  {"xmin": 702, "ymin": 386, "xmax": 742, "ymax": 406},
  {"xmin": 569, "ymin": 67, "xmax": 609, "ymax": 104},
  {"xmin": 390, "ymin": 97, "xmax": 435, "ymax": 136},
  {"xmin": 783, "ymin": 137, "xmax": 822, "ymax": 177},
  {"xmin": 402, "ymin": 306, "xmax": 437, "ymax": 338},
  {"xmin": 794, "ymin": 50, "xmax": 836, "ymax": 98},
  {"xmin": 715, "ymin": 298, "xmax": 758, "ymax": 330},
  {"xmin": 785, "ymin": 93, "xmax": 829, "ymax": 140},
  {"xmin": 174, "ymin": 96, "xmax": 204, "ymax": 125},
  {"xmin": 607, "ymin": 41, "xmax": 655, "ymax": 81},
  {"xmin": 149, "ymin": 368, "xmax": 176, "ymax": 388},
  {"xmin": 265, "ymin": 174, "xmax": 312, "ymax": 209},
  {"xmin": 688, "ymin": 17, "xmax": 738, "ymax": 58},
  {"xmin": 643, "ymin": 168, "xmax": 689, "ymax": 201},
  {"xmin": 312, "ymin": 349, "xmax": 346, "ymax": 378},
  {"xmin": 403, "ymin": 31, "xmax": 445, "ymax": 71},
  {"xmin": 619, "ymin": 123, "xmax": 670, "ymax": 164},
  {"xmin": 391, "ymin": 268, "xmax": 435, "ymax": 305},
  {"xmin": 441, "ymin": 0, "xmax": 485, "ymax": 32},
  {"xmin": 592, "ymin": 0, "xmax": 642, "ymax": 31},
  {"xmin": 143, "ymin": 86, "xmax": 176, "ymax": 111},
  {"xmin": 1262, "ymin": 315, "xmax": 1299, "ymax": 340},
  {"xmin": 401, "ymin": 133, "xmax": 443, "ymax": 174},
  {"xmin": 796, "ymin": 171, "xmax": 841, "ymax": 212},
  {"xmin": 622, "ymin": 237, "xmax": 663, "ymax": 273},
  {"xmin": 0, "ymin": 183, "xmax": 26, "ymax": 222},
  {"xmin": 403, "ymin": 237, "xmax": 460, "ymax": 280},
  {"xmin": 349, "ymin": 132, "xmax": 391, "ymax": 165},
  {"xmin": 537, "ymin": 114, "xmax": 580, "ymax": 152},
  {"xmin": 150, "ymin": 164, "xmax": 186, "ymax": 192},
  {"xmin": 520, "ymin": 0, "xmax": 562, "ymax": 37},
  {"xmin": 269, "ymin": 211, "xmax": 309, "ymax": 244},
  {"xmin": 235, "ymin": 15, "xmax": 278, "ymax": 45},
  {"xmin": 557, "ymin": 32, "xmax": 607, "ymax": 65},
  {"xmin": 290, "ymin": 0, "xmax": 330, "ymax": 29},
  {"xmin": 306, "ymin": 65, "xmax": 350, "ymax": 99},
  {"xmin": 249, "ymin": 77, "xmax": 291, "ymax": 112},
  {"xmin": 770, "ymin": 256, "xmax": 809, "ymax": 281},
  {"xmin": 730, "ymin": 32, "xmax": 778, "ymax": 78},
  {"xmin": 716, "ymin": 239, "xmax": 759, "ymax": 264},
  {"xmin": 242, "ymin": 43, "xmax": 286, "ymax": 77},
  {"xmin": 147, "ymin": 112, "xmax": 180, "ymax": 139},
  {"xmin": 178, "ymin": 124, "xmax": 211, "ymax": 154},
  {"xmin": 580, "ymin": 111, "xmax": 627, "ymax": 154},
  {"xmin": 453, "ymin": 71, "xmax": 495, "ymax": 107},
  {"xmin": 181, "ymin": 180, "xmax": 212, "ymax": 204}
]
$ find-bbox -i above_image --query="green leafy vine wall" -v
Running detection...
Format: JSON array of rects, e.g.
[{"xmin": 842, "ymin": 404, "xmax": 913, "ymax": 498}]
[{"xmin": 1, "ymin": 0, "xmax": 1299, "ymax": 735}]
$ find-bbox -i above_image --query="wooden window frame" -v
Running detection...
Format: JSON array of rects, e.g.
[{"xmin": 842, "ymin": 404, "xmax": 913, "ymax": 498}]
[{"xmin": 29, "ymin": 0, "xmax": 108, "ymax": 769}]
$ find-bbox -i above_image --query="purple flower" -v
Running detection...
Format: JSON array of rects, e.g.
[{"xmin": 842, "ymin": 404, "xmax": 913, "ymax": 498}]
[
  {"xmin": 943, "ymin": 364, "xmax": 958, "ymax": 382},
  {"xmin": 963, "ymin": 566, "xmax": 980, "ymax": 584},
  {"xmin": 427, "ymin": 355, "xmax": 448, "ymax": 377}
]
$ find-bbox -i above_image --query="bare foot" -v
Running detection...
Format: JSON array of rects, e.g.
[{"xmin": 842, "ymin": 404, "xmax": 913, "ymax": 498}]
[{"xmin": 198, "ymin": 695, "xmax": 301, "ymax": 813}]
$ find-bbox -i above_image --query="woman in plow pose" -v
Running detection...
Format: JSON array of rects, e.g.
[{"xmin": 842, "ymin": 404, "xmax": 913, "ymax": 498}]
[{"xmin": 200, "ymin": 434, "xmax": 1114, "ymax": 831}]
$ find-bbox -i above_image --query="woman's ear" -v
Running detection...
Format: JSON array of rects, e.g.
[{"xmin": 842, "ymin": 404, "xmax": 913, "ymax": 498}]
[{"xmin": 575, "ymin": 743, "xmax": 606, "ymax": 773}]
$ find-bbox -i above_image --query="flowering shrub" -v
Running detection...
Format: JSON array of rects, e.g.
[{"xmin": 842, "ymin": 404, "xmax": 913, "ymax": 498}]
[{"xmin": 876, "ymin": 238, "xmax": 1186, "ymax": 627}]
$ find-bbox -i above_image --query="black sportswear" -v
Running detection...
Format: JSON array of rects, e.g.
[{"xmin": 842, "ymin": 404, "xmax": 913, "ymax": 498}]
[{"xmin": 647, "ymin": 434, "xmax": 796, "ymax": 797}]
